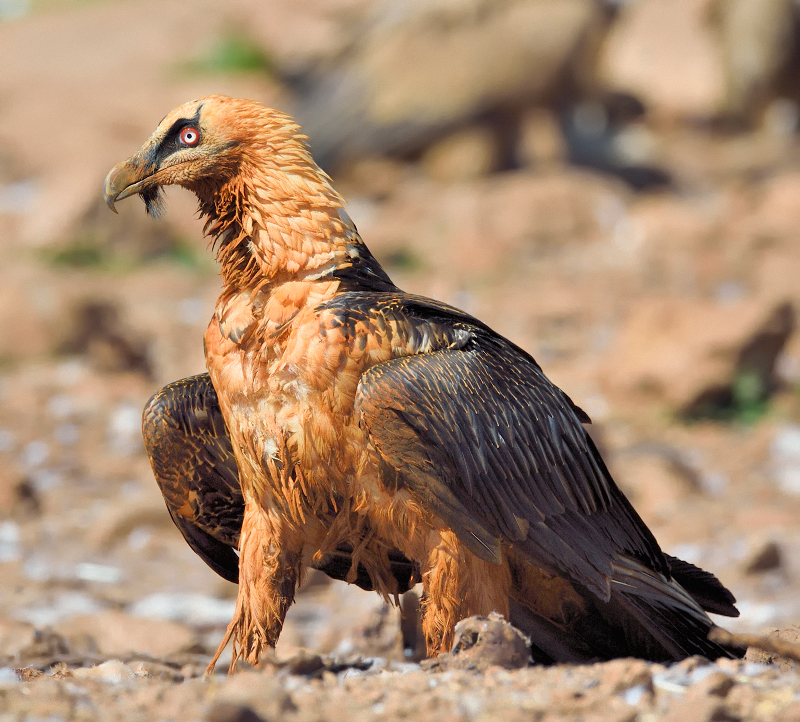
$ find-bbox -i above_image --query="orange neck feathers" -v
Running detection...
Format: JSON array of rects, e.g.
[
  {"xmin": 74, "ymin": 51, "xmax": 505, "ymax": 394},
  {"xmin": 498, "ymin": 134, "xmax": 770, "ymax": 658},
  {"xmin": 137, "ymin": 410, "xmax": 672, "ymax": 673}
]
[{"xmin": 193, "ymin": 106, "xmax": 359, "ymax": 291}]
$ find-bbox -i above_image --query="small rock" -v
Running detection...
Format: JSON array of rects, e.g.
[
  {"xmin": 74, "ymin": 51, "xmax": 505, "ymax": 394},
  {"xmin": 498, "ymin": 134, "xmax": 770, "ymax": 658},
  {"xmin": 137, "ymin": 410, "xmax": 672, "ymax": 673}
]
[
  {"xmin": 16, "ymin": 629, "xmax": 70, "ymax": 664},
  {"xmin": 744, "ymin": 626, "xmax": 800, "ymax": 672},
  {"xmin": 744, "ymin": 540, "xmax": 782, "ymax": 574},
  {"xmin": 692, "ymin": 671, "xmax": 735, "ymax": 699},
  {"xmin": 400, "ymin": 589, "xmax": 425, "ymax": 661},
  {"xmin": 426, "ymin": 613, "xmax": 530, "ymax": 672},
  {"xmin": 283, "ymin": 651, "xmax": 325, "ymax": 677},
  {"xmin": 12, "ymin": 478, "xmax": 42, "ymax": 518},
  {"xmin": 206, "ymin": 702, "xmax": 265, "ymax": 722},
  {"xmin": 71, "ymin": 659, "xmax": 136, "ymax": 684},
  {"xmin": 599, "ymin": 657, "xmax": 653, "ymax": 694},
  {"xmin": 15, "ymin": 667, "xmax": 43, "ymax": 682},
  {"xmin": 128, "ymin": 660, "xmax": 185, "ymax": 683}
]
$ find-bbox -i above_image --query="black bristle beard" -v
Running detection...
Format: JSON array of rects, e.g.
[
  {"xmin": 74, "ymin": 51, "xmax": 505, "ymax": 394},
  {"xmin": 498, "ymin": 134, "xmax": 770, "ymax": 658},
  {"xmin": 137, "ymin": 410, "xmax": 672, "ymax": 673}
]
[{"xmin": 141, "ymin": 186, "xmax": 165, "ymax": 219}]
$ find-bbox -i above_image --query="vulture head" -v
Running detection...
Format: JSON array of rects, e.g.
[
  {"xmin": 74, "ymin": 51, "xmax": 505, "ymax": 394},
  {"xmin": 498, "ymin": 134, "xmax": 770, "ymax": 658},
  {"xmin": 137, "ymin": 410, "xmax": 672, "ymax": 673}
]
[{"xmin": 104, "ymin": 95, "xmax": 312, "ymax": 219}]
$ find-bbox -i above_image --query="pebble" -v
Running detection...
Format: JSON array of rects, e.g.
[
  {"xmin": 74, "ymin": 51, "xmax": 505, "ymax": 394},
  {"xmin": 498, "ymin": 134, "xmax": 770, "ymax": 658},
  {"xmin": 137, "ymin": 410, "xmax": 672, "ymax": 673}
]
[{"xmin": 72, "ymin": 660, "xmax": 137, "ymax": 684}]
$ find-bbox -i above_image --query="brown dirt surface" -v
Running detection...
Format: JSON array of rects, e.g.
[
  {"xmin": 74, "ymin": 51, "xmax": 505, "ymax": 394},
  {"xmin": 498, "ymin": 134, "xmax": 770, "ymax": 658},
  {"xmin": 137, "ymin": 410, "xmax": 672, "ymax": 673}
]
[{"xmin": 4, "ymin": 1, "xmax": 800, "ymax": 720}]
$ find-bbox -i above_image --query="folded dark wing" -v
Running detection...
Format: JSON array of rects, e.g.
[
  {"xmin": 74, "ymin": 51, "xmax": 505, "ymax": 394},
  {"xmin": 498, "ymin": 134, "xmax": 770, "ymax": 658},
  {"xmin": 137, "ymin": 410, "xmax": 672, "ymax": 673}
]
[
  {"xmin": 143, "ymin": 374, "xmax": 244, "ymax": 583},
  {"xmin": 355, "ymin": 329, "xmax": 669, "ymax": 600}
]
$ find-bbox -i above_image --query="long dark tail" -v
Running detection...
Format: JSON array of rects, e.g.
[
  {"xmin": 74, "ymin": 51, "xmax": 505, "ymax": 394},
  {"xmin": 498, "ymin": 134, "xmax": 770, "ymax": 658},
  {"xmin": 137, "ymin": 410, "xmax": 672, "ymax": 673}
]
[
  {"xmin": 510, "ymin": 554, "xmax": 743, "ymax": 664},
  {"xmin": 603, "ymin": 556, "xmax": 740, "ymax": 661},
  {"xmin": 665, "ymin": 554, "xmax": 739, "ymax": 617}
]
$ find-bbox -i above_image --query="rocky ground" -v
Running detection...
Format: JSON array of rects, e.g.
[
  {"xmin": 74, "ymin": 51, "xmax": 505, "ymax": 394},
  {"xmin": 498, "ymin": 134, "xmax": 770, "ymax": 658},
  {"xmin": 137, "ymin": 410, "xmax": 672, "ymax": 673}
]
[{"xmin": 4, "ymin": 0, "xmax": 800, "ymax": 720}]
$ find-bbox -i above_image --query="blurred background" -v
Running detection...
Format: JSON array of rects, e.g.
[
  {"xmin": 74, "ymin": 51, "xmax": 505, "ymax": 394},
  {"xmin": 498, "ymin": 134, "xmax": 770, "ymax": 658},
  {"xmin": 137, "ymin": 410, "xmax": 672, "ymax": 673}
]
[{"xmin": 2, "ymin": 0, "xmax": 800, "ymax": 672}]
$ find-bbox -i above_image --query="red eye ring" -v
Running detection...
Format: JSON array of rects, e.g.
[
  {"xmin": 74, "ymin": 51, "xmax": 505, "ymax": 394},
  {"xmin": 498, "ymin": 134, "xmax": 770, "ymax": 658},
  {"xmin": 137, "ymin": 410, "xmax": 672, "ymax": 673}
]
[{"xmin": 179, "ymin": 127, "xmax": 200, "ymax": 146}]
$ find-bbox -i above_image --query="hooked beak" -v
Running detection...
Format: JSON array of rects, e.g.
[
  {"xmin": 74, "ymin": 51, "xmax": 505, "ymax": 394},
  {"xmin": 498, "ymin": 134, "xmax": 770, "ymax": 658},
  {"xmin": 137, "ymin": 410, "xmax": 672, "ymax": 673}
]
[{"xmin": 103, "ymin": 158, "xmax": 148, "ymax": 213}]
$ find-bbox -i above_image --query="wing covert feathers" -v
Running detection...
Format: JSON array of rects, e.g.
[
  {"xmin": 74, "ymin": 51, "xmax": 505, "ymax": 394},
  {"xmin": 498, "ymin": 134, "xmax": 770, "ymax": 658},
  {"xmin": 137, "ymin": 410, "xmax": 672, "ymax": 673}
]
[
  {"xmin": 356, "ymin": 320, "xmax": 667, "ymax": 598},
  {"xmin": 143, "ymin": 374, "xmax": 244, "ymax": 582},
  {"xmin": 353, "ymin": 298, "xmax": 738, "ymax": 660}
]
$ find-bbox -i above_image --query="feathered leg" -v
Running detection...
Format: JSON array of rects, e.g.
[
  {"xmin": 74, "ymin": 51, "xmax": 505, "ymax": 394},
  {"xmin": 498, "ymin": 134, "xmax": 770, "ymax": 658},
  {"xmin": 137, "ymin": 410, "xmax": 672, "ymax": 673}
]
[
  {"xmin": 206, "ymin": 500, "xmax": 300, "ymax": 675},
  {"xmin": 420, "ymin": 530, "xmax": 511, "ymax": 655}
]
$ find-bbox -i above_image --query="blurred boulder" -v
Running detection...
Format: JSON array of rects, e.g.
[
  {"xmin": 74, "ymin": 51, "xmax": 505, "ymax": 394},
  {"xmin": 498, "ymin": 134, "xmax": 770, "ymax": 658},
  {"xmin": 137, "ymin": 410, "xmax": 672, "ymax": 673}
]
[
  {"xmin": 559, "ymin": 97, "xmax": 670, "ymax": 190},
  {"xmin": 54, "ymin": 611, "xmax": 195, "ymax": 659},
  {"xmin": 600, "ymin": 0, "xmax": 726, "ymax": 119},
  {"xmin": 600, "ymin": 299, "xmax": 793, "ymax": 412},
  {"xmin": 240, "ymin": 0, "xmax": 377, "ymax": 77},
  {"xmin": 718, "ymin": 0, "xmax": 795, "ymax": 124},
  {"xmin": 681, "ymin": 301, "xmax": 794, "ymax": 421},
  {"xmin": 600, "ymin": 0, "xmax": 795, "ymax": 123},
  {"xmin": 57, "ymin": 299, "xmax": 153, "ymax": 378},
  {"xmin": 293, "ymin": 0, "xmax": 602, "ymax": 169}
]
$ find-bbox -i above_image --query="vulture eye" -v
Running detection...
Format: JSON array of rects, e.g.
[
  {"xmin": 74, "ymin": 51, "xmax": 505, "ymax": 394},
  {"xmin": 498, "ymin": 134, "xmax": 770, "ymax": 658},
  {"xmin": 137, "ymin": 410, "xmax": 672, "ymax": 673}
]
[{"xmin": 179, "ymin": 127, "xmax": 200, "ymax": 146}]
